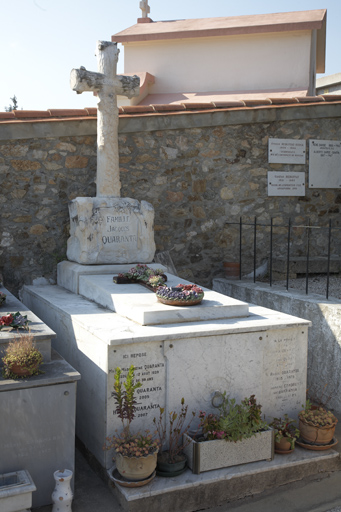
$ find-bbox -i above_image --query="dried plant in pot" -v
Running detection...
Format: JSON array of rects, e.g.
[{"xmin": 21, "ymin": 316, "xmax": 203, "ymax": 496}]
[
  {"xmin": 2, "ymin": 333, "xmax": 43, "ymax": 379},
  {"xmin": 104, "ymin": 365, "xmax": 159, "ymax": 483},
  {"xmin": 298, "ymin": 400, "xmax": 338, "ymax": 446},
  {"xmin": 269, "ymin": 414, "xmax": 299, "ymax": 453},
  {"xmin": 153, "ymin": 398, "xmax": 196, "ymax": 476}
]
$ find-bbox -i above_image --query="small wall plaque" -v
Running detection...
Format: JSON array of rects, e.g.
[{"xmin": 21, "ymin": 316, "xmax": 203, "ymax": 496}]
[
  {"xmin": 268, "ymin": 172, "xmax": 305, "ymax": 196},
  {"xmin": 309, "ymin": 140, "xmax": 341, "ymax": 188},
  {"xmin": 268, "ymin": 138, "xmax": 306, "ymax": 164}
]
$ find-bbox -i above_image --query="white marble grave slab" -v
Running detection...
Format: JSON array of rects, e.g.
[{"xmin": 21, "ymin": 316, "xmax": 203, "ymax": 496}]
[
  {"xmin": 78, "ymin": 273, "xmax": 249, "ymax": 326},
  {"xmin": 268, "ymin": 138, "xmax": 306, "ymax": 164},
  {"xmin": 309, "ymin": 139, "xmax": 341, "ymax": 188}
]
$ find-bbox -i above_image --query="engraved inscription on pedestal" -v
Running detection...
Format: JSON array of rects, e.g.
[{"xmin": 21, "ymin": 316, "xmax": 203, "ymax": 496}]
[
  {"xmin": 67, "ymin": 197, "xmax": 155, "ymax": 264},
  {"xmin": 262, "ymin": 328, "xmax": 308, "ymax": 420},
  {"xmin": 107, "ymin": 343, "xmax": 166, "ymax": 434},
  {"xmin": 309, "ymin": 139, "xmax": 341, "ymax": 188}
]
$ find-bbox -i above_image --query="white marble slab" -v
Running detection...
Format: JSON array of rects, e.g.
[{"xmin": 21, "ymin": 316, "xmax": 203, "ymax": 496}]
[
  {"xmin": 268, "ymin": 171, "xmax": 305, "ymax": 196},
  {"xmin": 309, "ymin": 139, "xmax": 341, "ymax": 188},
  {"xmin": 268, "ymin": 138, "xmax": 306, "ymax": 164},
  {"xmin": 78, "ymin": 273, "xmax": 249, "ymax": 326}
]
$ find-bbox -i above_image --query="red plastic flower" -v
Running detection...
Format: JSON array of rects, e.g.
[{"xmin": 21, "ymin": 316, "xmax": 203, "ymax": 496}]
[{"xmin": 0, "ymin": 314, "xmax": 13, "ymax": 326}]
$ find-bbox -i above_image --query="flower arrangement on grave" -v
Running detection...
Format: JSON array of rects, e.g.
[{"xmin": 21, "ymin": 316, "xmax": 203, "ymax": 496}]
[
  {"xmin": 104, "ymin": 365, "xmax": 160, "ymax": 482},
  {"xmin": 156, "ymin": 284, "xmax": 204, "ymax": 306},
  {"xmin": 0, "ymin": 291, "xmax": 6, "ymax": 306},
  {"xmin": 197, "ymin": 394, "xmax": 268, "ymax": 443},
  {"xmin": 269, "ymin": 414, "xmax": 299, "ymax": 452},
  {"xmin": 0, "ymin": 311, "xmax": 29, "ymax": 331},
  {"xmin": 114, "ymin": 264, "xmax": 167, "ymax": 289},
  {"xmin": 2, "ymin": 333, "xmax": 43, "ymax": 379},
  {"xmin": 153, "ymin": 398, "xmax": 196, "ymax": 474}
]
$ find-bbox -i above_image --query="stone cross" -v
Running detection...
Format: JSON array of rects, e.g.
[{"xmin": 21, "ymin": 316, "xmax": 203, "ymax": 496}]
[
  {"xmin": 139, "ymin": 0, "xmax": 150, "ymax": 18},
  {"xmin": 70, "ymin": 41, "xmax": 139, "ymax": 197}
]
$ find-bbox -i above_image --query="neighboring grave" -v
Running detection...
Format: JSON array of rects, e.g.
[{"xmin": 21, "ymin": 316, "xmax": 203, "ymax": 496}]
[{"xmin": 68, "ymin": 41, "xmax": 155, "ymax": 264}]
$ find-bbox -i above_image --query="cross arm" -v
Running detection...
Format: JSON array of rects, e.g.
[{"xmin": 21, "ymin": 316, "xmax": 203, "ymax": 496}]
[
  {"xmin": 115, "ymin": 75, "xmax": 140, "ymax": 99},
  {"xmin": 70, "ymin": 66, "xmax": 105, "ymax": 94}
]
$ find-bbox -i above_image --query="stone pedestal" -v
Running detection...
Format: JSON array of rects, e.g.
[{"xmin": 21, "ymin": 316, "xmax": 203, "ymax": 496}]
[
  {"xmin": 21, "ymin": 262, "xmax": 310, "ymax": 472},
  {"xmin": 67, "ymin": 197, "xmax": 155, "ymax": 264}
]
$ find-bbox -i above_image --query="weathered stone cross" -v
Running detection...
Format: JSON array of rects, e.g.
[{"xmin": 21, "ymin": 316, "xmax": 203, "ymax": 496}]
[
  {"xmin": 139, "ymin": 0, "xmax": 150, "ymax": 18},
  {"xmin": 70, "ymin": 41, "xmax": 139, "ymax": 197}
]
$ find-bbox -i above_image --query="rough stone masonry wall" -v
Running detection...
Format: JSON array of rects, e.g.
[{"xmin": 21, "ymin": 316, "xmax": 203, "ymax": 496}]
[{"xmin": 1, "ymin": 104, "xmax": 341, "ymax": 295}]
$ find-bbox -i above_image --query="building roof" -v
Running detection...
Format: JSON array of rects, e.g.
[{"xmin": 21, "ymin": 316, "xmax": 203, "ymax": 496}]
[{"xmin": 112, "ymin": 9, "xmax": 326, "ymax": 43}]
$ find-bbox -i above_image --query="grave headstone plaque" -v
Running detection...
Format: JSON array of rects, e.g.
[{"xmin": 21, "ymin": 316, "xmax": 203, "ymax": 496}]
[
  {"xmin": 67, "ymin": 41, "xmax": 156, "ymax": 264},
  {"xmin": 268, "ymin": 138, "xmax": 306, "ymax": 164},
  {"xmin": 309, "ymin": 140, "xmax": 341, "ymax": 188},
  {"xmin": 268, "ymin": 171, "xmax": 305, "ymax": 196}
]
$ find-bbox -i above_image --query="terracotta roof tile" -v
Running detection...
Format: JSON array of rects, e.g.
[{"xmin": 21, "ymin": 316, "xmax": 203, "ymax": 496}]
[
  {"xmin": 0, "ymin": 112, "xmax": 16, "ymax": 119},
  {"xmin": 243, "ymin": 99, "xmax": 272, "ymax": 106},
  {"xmin": 295, "ymin": 96, "xmax": 325, "ymax": 103},
  {"xmin": 267, "ymin": 97, "xmax": 299, "ymax": 104},
  {"xmin": 84, "ymin": 107, "xmax": 97, "ymax": 116},
  {"xmin": 120, "ymin": 105, "xmax": 156, "ymax": 114},
  {"xmin": 182, "ymin": 103, "xmax": 215, "ymax": 110},
  {"xmin": 152, "ymin": 104, "xmax": 186, "ymax": 112},
  {"xmin": 48, "ymin": 109, "xmax": 88, "ymax": 117},
  {"xmin": 13, "ymin": 110, "xmax": 51, "ymax": 118},
  {"xmin": 321, "ymin": 94, "xmax": 341, "ymax": 102},
  {"xmin": 212, "ymin": 100, "xmax": 246, "ymax": 108}
]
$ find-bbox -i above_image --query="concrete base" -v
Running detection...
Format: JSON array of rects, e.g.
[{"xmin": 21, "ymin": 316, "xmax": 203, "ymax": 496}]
[
  {"xmin": 0, "ymin": 470, "xmax": 36, "ymax": 512},
  {"xmin": 109, "ymin": 448, "xmax": 341, "ymax": 512}
]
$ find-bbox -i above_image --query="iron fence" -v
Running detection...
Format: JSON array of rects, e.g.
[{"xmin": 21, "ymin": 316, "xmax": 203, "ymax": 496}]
[{"xmin": 225, "ymin": 217, "xmax": 341, "ymax": 299}]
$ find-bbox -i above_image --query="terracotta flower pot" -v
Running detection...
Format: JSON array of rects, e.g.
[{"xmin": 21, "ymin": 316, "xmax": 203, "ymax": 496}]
[
  {"xmin": 299, "ymin": 419, "xmax": 336, "ymax": 445},
  {"xmin": 10, "ymin": 361, "xmax": 40, "ymax": 377},
  {"xmin": 275, "ymin": 437, "xmax": 293, "ymax": 453},
  {"xmin": 115, "ymin": 451, "xmax": 158, "ymax": 481}
]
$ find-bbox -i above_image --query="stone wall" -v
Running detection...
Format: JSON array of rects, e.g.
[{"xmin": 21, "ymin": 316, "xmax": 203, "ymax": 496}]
[{"xmin": 1, "ymin": 103, "xmax": 340, "ymax": 295}]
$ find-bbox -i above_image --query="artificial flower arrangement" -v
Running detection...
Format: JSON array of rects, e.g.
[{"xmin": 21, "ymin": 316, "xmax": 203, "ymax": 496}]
[
  {"xmin": 156, "ymin": 284, "xmax": 204, "ymax": 306},
  {"xmin": 0, "ymin": 312, "xmax": 29, "ymax": 331},
  {"xmin": 113, "ymin": 264, "xmax": 167, "ymax": 289}
]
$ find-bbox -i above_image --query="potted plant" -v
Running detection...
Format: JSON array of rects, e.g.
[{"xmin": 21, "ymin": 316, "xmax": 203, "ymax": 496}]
[
  {"xmin": 269, "ymin": 414, "xmax": 299, "ymax": 453},
  {"xmin": 153, "ymin": 398, "xmax": 195, "ymax": 476},
  {"xmin": 298, "ymin": 400, "xmax": 338, "ymax": 446},
  {"xmin": 183, "ymin": 394, "xmax": 273, "ymax": 474},
  {"xmin": 105, "ymin": 365, "xmax": 159, "ymax": 483},
  {"xmin": 2, "ymin": 333, "xmax": 43, "ymax": 379}
]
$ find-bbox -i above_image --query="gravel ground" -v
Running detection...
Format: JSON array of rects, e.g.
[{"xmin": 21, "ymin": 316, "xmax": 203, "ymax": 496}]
[{"xmin": 259, "ymin": 274, "xmax": 341, "ymax": 300}]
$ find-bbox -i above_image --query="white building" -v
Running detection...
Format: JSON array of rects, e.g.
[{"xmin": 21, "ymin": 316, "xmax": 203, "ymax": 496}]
[{"xmin": 112, "ymin": 9, "xmax": 327, "ymax": 105}]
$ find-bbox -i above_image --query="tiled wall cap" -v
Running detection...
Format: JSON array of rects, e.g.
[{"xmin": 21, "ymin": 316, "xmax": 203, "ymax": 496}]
[
  {"xmin": 84, "ymin": 107, "xmax": 98, "ymax": 116},
  {"xmin": 13, "ymin": 110, "xmax": 51, "ymax": 118},
  {"xmin": 48, "ymin": 109, "xmax": 89, "ymax": 117}
]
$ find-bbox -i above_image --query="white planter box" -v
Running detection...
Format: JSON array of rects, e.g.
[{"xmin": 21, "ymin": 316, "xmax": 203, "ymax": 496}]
[
  {"xmin": 183, "ymin": 429, "xmax": 274, "ymax": 474},
  {"xmin": 0, "ymin": 470, "xmax": 36, "ymax": 512}
]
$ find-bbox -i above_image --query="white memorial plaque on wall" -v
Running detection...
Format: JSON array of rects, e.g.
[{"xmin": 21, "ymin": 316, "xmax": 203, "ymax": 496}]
[
  {"xmin": 268, "ymin": 138, "xmax": 306, "ymax": 164},
  {"xmin": 268, "ymin": 172, "xmax": 305, "ymax": 196},
  {"xmin": 309, "ymin": 140, "xmax": 341, "ymax": 188}
]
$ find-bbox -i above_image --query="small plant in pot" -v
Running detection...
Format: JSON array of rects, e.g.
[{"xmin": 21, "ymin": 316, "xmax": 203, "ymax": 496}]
[
  {"xmin": 269, "ymin": 414, "xmax": 299, "ymax": 453},
  {"xmin": 2, "ymin": 333, "xmax": 43, "ymax": 379},
  {"xmin": 153, "ymin": 398, "xmax": 196, "ymax": 476},
  {"xmin": 104, "ymin": 365, "xmax": 159, "ymax": 483},
  {"xmin": 298, "ymin": 400, "xmax": 338, "ymax": 446}
]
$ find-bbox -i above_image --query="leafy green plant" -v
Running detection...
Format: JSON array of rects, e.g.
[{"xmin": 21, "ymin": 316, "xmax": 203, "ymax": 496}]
[
  {"xmin": 198, "ymin": 394, "xmax": 268, "ymax": 443},
  {"xmin": 269, "ymin": 414, "xmax": 299, "ymax": 449},
  {"xmin": 2, "ymin": 333, "xmax": 43, "ymax": 379},
  {"xmin": 153, "ymin": 398, "xmax": 196, "ymax": 463},
  {"xmin": 105, "ymin": 365, "xmax": 159, "ymax": 458}
]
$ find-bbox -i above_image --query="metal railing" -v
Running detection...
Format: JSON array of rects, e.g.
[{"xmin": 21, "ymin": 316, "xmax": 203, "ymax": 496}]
[{"xmin": 226, "ymin": 217, "xmax": 341, "ymax": 299}]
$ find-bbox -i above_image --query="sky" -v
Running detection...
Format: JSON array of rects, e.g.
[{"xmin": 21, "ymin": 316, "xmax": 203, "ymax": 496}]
[{"xmin": 1, "ymin": 0, "xmax": 340, "ymax": 111}]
